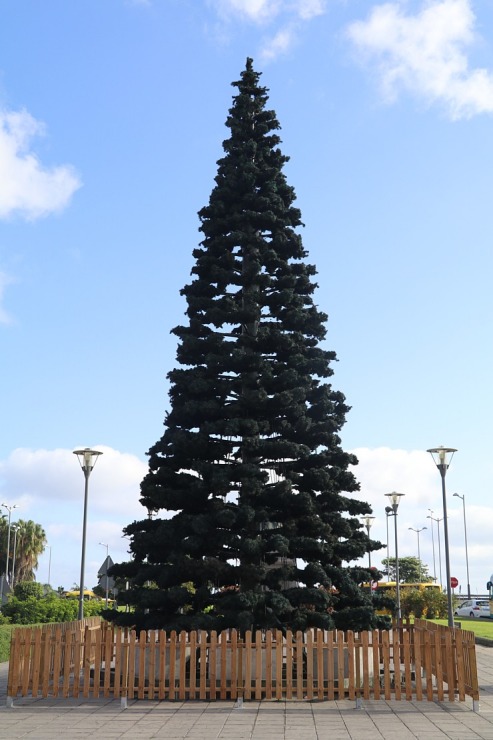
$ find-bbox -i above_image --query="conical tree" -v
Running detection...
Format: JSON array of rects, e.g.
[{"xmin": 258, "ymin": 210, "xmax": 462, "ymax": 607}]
[{"xmin": 108, "ymin": 59, "xmax": 382, "ymax": 632}]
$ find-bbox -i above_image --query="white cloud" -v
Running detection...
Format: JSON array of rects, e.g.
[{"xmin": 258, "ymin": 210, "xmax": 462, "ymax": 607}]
[
  {"xmin": 212, "ymin": 0, "xmax": 327, "ymax": 59},
  {"xmin": 0, "ymin": 445, "xmax": 148, "ymax": 591},
  {"xmin": 347, "ymin": 0, "xmax": 493, "ymax": 119},
  {"xmin": 214, "ymin": 0, "xmax": 284, "ymax": 24},
  {"xmin": 0, "ymin": 109, "xmax": 81, "ymax": 220},
  {"xmin": 261, "ymin": 26, "xmax": 297, "ymax": 60},
  {"xmin": 350, "ymin": 447, "xmax": 492, "ymax": 594},
  {"xmin": 0, "ymin": 271, "xmax": 13, "ymax": 324},
  {"xmin": 0, "ymin": 445, "xmax": 146, "ymax": 515}
]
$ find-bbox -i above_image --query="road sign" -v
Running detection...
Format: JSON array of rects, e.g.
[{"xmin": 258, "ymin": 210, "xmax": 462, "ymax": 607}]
[{"xmin": 450, "ymin": 576, "xmax": 459, "ymax": 589}]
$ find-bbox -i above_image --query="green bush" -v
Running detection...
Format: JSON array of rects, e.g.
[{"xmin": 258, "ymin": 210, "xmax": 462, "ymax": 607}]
[
  {"xmin": 2, "ymin": 594, "xmax": 106, "ymax": 625},
  {"xmin": 14, "ymin": 582, "xmax": 44, "ymax": 600}
]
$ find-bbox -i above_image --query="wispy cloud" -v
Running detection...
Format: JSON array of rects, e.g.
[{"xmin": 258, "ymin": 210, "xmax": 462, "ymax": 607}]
[
  {"xmin": 0, "ymin": 271, "xmax": 13, "ymax": 324},
  {"xmin": 0, "ymin": 109, "xmax": 81, "ymax": 220},
  {"xmin": 211, "ymin": 0, "xmax": 327, "ymax": 60},
  {"xmin": 347, "ymin": 0, "xmax": 493, "ymax": 120}
]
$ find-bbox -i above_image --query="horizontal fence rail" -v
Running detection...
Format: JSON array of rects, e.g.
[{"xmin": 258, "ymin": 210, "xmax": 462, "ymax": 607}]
[{"xmin": 7, "ymin": 620, "xmax": 479, "ymax": 705}]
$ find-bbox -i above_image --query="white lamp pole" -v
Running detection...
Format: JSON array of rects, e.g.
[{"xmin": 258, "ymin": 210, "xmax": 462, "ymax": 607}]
[
  {"xmin": 453, "ymin": 493, "xmax": 470, "ymax": 599},
  {"xmin": 408, "ymin": 526, "xmax": 427, "ymax": 580},
  {"xmin": 11, "ymin": 525, "xmax": 18, "ymax": 588},
  {"xmin": 362, "ymin": 515, "xmax": 375, "ymax": 570},
  {"xmin": 385, "ymin": 492, "xmax": 405, "ymax": 620},
  {"xmin": 427, "ymin": 446, "xmax": 457, "ymax": 628},
  {"xmin": 73, "ymin": 448, "xmax": 103, "ymax": 620},
  {"xmin": 1, "ymin": 503, "xmax": 18, "ymax": 603}
]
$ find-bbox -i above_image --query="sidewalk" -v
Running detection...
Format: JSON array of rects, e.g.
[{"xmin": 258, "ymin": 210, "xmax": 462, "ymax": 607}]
[{"xmin": 0, "ymin": 644, "xmax": 492, "ymax": 739}]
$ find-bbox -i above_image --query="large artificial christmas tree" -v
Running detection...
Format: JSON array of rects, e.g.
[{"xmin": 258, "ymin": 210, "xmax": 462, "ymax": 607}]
[{"xmin": 108, "ymin": 59, "xmax": 382, "ymax": 632}]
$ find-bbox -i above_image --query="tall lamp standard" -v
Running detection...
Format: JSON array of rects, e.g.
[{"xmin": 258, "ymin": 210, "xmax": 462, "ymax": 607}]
[
  {"xmin": 11, "ymin": 525, "xmax": 18, "ymax": 588},
  {"xmin": 362, "ymin": 516, "xmax": 375, "ymax": 569},
  {"xmin": 0, "ymin": 503, "xmax": 18, "ymax": 604},
  {"xmin": 453, "ymin": 493, "xmax": 471, "ymax": 599},
  {"xmin": 385, "ymin": 492, "xmax": 405, "ymax": 620},
  {"xmin": 385, "ymin": 508, "xmax": 392, "ymax": 581},
  {"xmin": 427, "ymin": 446, "xmax": 457, "ymax": 628},
  {"xmin": 408, "ymin": 527, "xmax": 427, "ymax": 580},
  {"xmin": 427, "ymin": 513, "xmax": 443, "ymax": 588},
  {"xmin": 47, "ymin": 545, "xmax": 52, "ymax": 587},
  {"xmin": 427, "ymin": 509, "xmax": 437, "ymax": 583},
  {"xmin": 73, "ymin": 448, "xmax": 103, "ymax": 620},
  {"xmin": 99, "ymin": 541, "xmax": 109, "ymax": 607}
]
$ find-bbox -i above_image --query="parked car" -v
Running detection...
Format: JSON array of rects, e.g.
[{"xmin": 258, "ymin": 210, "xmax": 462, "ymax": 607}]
[{"xmin": 454, "ymin": 599, "xmax": 490, "ymax": 619}]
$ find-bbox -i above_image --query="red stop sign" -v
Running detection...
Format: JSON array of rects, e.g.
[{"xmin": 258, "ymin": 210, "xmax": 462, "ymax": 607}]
[{"xmin": 450, "ymin": 577, "xmax": 459, "ymax": 588}]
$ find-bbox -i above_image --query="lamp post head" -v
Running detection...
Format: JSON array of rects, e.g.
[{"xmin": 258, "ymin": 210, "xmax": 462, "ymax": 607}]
[
  {"xmin": 362, "ymin": 515, "xmax": 375, "ymax": 530},
  {"xmin": 427, "ymin": 446, "xmax": 457, "ymax": 473},
  {"xmin": 1, "ymin": 503, "xmax": 18, "ymax": 512},
  {"xmin": 453, "ymin": 492, "xmax": 464, "ymax": 501},
  {"xmin": 385, "ymin": 492, "xmax": 404, "ymax": 512},
  {"xmin": 73, "ymin": 448, "xmax": 103, "ymax": 475}
]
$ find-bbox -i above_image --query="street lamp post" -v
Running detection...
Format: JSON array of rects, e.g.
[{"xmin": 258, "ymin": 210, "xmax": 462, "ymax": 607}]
[
  {"xmin": 1, "ymin": 503, "xmax": 18, "ymax": 604},
  {"xmin": 385, "ymin": 508, "xmax": 392, "ymax": 581},
  {"xmin": 73, "ymin": 448, "xmax": 103, "ymax": 620},
  {"xmin": 427, "ymin": 509, "xmax": 437, "ymax": 583},
  {"xmin": 11, "ymin": 525, "xmax": 18, "ymax": 588},
  {"xmin": 47, "ymin": 545, "xmax": 52, "ymax": 587},
  {"xmin": 427, "ymin": 446, "xmax": 457, "ymax": 628},
  {"xmin": 99, "ymin": 541, "xmax": 109, "ymax": 607},
  {"xmin": 362, "ymin": 515, "xmax": 375, "ymax": 569},
  {"xmin": 385, "ymin": 492, "xmax": 405, "ymax": 620},
  {"xmin": 453, "ymin": 493, "xmax": 471, "ymax": 599},
  {"xmin": 408, "ymin": 526, "xmax": 427, "ymax": 580},
  {"xmin": 427, "ymin": 513, "xmax": 443, "ymax": 588}
]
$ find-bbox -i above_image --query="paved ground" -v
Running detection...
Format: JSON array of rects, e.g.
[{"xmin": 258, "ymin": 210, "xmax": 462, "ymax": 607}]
[{"xmin": 0, "ymin": 645, "xmax": 492, "ymax": 739}]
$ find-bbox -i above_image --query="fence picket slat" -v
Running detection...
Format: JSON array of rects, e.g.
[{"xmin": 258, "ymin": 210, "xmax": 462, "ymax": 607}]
[
  {"xmin": 199, "ymin": 630, "xmax": 207, "ymax": 701},
  {"xmin": 265, "ymin": 630, "xmax": 272, "ymax": 700},
  {"xmin": 21, "ymin": 627, "xmax": 33, "ymax": 697},
  {"xmin": 285, "ymin": 630, "xmax": 293, "ymax": 701},
  {"xmin": 305, "ymin": 630, "xmax": 313, "ymax": 701}
]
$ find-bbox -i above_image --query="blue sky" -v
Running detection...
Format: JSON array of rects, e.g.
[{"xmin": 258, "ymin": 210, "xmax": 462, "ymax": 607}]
[{"xmin": 1, "ymin": 0, "xmax": 492, "ymax": 595}]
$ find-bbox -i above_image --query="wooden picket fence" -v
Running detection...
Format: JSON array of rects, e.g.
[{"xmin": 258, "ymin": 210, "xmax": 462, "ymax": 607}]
[{"xmin": 7, "ymin": 619, "xmax": 479, "ymax": 706}]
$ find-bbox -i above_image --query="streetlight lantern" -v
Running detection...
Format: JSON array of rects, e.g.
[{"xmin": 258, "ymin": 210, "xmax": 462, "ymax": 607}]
[
  {"xmin": 73, "ymin": 447, "xmax": 103, "ymax": 620},
  {"xmin": 361, "ymin": 515, "xmax": 375, "ymax": 569},
  {"xmin": 0, "ymin": 503, "xmax": 18, "ymax": 605},
  {"xmin": 427, "ymin": 445, "xmax": 457, "ymax": 627},
  {"xmin": 408, "ymin": 526, "xmax": 427, "ymax": 580},
  {"xmin": 385, "ymin": 492, "xmax": 404, "ymax": 620},
  {"xmin": 453, "ymin": 493, "xmax": 471, "ymax": 599}
]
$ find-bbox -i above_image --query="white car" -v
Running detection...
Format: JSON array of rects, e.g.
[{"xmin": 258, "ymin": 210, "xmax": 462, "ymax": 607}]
[{"xmin": 454, "ymin": 599, "xmax": 490, "ymax": 619}]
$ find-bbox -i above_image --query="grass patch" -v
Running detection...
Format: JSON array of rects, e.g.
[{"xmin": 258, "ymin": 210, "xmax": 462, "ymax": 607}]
[
  {"xmin": 430, "ymin": 617, "xmax": 493, "ymax": 640},
  {"xmin": 0, "ymin": 625, "xmax": 15, "ymax": 663}
]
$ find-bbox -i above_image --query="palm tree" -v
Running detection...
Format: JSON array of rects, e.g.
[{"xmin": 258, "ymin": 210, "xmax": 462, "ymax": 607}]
[{"xmin": 0, "ymin": 519, "xmax": 47, "ymax": 583}]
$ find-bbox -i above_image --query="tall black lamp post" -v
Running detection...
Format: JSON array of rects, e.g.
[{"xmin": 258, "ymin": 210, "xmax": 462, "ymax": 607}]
[
  {"xmin": 427, "ymin": 446, "xmax": 456, "ymax": 628},
  {"xmin": 73, "ymin": 448, "xmax": 103, "ymax": 620},
  {"xmin": 385, "ymin": 492, "xmax": 405, "ymax": 620}
]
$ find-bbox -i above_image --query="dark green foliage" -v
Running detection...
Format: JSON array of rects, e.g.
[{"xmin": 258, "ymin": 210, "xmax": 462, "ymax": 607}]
[
  {"xmin": 108, "ymin": 59, "xmax": 382, "ymax": 632},
  {"xmin": 381, "ymin": 557, "xmax": 433, "ymax": 583},
  {"xmin": 13, "ymin": 581, "xmax": 44, "ymax": 600},
  {"xmin": 2, "ymin": 594, "xmax": 105, "ymax": 624}
]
